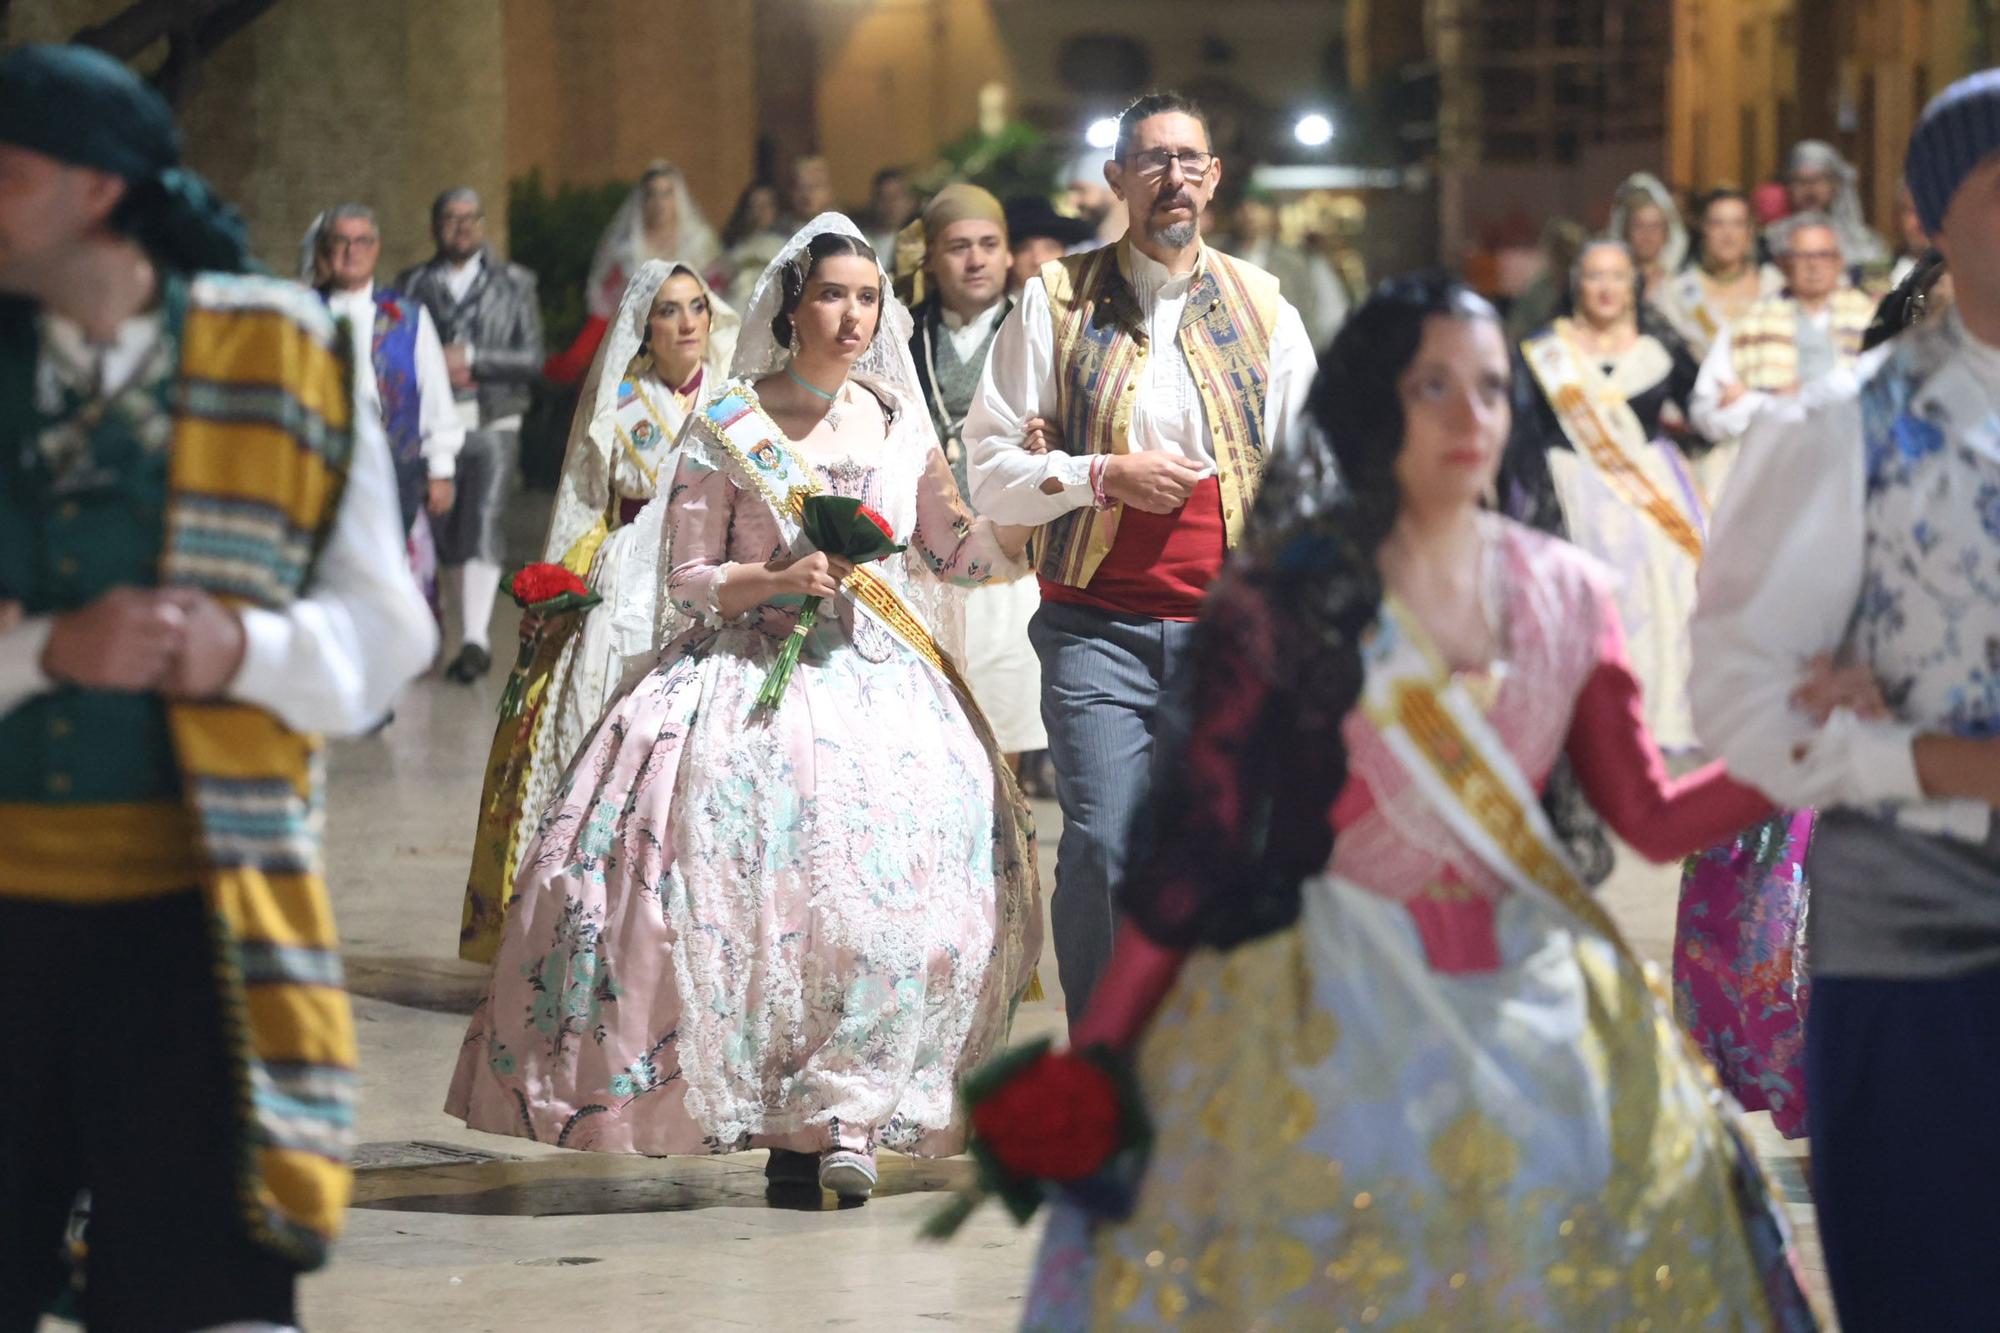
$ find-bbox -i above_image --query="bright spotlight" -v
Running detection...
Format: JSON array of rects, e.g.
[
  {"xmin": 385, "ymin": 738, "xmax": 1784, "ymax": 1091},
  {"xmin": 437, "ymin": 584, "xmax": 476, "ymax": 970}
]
[
  {"xmin": 1294, "ymin": 113, "xmax": 1334, "ymax": 148},
  {"xmin": 1085, "ymin": 117, "xmax": 1120, "ymax": 150}
]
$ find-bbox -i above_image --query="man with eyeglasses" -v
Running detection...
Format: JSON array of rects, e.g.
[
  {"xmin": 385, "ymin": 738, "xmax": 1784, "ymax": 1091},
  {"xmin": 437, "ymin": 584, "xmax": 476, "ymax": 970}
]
[
  {"xmin": 964, "ymin": 90, "xmax": 1318, "ymax": 1023},
  {"xmin": 312, "ymin": 203, "xmax": 462, "ymax": 619},
  {"xmin": 394, "ymin": 188, "xmax": 543, "ymax": 684},
  {"xmin": 1690, "ymin": 212, "xmax": 1877, "ymax": 492}
]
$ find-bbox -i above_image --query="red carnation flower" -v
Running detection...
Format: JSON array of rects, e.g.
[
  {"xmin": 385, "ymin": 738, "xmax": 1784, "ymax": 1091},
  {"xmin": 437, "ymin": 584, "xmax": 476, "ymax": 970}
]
[
  {"xmin": 857, "ymin": 504, "xmax": 894, "ymax": 541},
  {"xmin": 510, "ymin": 562, "xmax": 590, "ymax": 608},
  {"xmin": 970, "ymin": 1050, "xmax": 1122, "ymax": 1182}
]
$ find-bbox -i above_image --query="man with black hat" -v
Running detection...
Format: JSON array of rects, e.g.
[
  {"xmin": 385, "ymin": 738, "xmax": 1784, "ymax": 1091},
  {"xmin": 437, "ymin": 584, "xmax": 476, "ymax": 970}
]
[
  {"xmin": 1693, "ymin": 68, "xmax": 2000, "ymax": 1329},
  {"xmin": 1002, "ymin": 195, "xmax": 1095, "ymax": 297},
  {"xmin": 0, "ymin": 44, "xmax": 433, "ymax": 1331}
]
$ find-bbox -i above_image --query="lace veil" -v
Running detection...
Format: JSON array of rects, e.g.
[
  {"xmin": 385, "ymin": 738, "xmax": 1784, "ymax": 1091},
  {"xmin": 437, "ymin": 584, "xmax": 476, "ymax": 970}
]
[
  {"xmin": 543, "ymin": 256, "xmax": 738, "ymax": 588},
  {"xmin": 585, "ymin": 163, "xmax": 723, "ymax": 320},
  {"xmin": 615, "ymin": 213, "xmax": 968, "ymax": 670},
  {"xmin": 1608, "ymin": 172, "xmax": 1689, "ymax": 276}
]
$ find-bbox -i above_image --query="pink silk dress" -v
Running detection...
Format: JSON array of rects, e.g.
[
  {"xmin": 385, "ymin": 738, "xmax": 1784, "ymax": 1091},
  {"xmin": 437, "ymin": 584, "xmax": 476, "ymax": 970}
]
[{"xmin": 446, "ymin": 382, "xmax": 1029, "ymax": 1158}]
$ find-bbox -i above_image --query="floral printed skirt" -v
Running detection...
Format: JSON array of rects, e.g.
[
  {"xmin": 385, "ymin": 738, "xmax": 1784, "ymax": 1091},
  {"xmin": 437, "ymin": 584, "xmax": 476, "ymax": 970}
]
[
  {"xmin": 1023, "ymin": 877, "xmax": 1816, "ymax": 1331},
  {"xmin": 446, "ymin": 624, "xmax": 1017, "ymax": 1157},
  {"xmin": 1674, "ymin": 811, "xmax": 1815, "ymax": 1139}
]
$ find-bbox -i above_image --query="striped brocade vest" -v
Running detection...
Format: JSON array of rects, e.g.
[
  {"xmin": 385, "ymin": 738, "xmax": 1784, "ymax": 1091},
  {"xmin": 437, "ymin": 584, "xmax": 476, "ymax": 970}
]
[
  {"xmin": 1031, "ymin": 241, "xmax": 1281, "ymax": 589},
  {"xmin": 1730, "ymin": 289, "xmax": 1877, "ymax": 392}
]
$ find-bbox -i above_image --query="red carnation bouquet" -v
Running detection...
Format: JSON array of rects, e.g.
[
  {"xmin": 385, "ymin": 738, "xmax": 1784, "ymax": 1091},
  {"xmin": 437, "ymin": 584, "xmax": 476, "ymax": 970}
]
[
  {"xmin": 754, "ymin": 495, "xmax": 905, "ymax": 709},
  {"xmin": 922, "ymin": 1039, "xmax": 1151, "ymax": 1238},
  {"xmin": 496, "ymin": 562, "xmax": 602, "ymax": 719}
]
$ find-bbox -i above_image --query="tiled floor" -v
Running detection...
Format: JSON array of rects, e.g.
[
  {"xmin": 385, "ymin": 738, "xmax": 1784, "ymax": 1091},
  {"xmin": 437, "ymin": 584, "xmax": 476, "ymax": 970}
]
[{"xmin": 298, "ymin": 500, "xmax": 1831, "ymax": 1331}]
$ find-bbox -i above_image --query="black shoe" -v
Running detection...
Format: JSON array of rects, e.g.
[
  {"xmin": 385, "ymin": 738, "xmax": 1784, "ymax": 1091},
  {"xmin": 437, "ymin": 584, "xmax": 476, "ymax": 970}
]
[
  {"xmin": 444, "ymin": 643, "xmax": 493, "ymax": 684},
  {"xmin": 763, "ymin": 1147, "xmax": 818, "ymax": 1186}
]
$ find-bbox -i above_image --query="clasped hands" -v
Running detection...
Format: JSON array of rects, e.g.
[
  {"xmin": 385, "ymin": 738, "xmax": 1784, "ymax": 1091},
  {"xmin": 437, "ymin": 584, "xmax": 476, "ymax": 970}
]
[
  {"xmin": 1791, "ymin": 653, "xmax": 1888, "ymax": 724},
  {"xmin": 9, "ymin": 586, "xmax": 248, "ymax": 697},
  {"xmin": 1022, "ymin": 417, "xmax": 1208, "ymax": 515}
]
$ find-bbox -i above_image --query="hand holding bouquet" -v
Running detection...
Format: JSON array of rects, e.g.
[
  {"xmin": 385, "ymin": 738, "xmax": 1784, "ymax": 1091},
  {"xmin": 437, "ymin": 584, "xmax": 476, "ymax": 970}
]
[
  {"xmin": 923, "ymin": 1039, "xmax": 1150, "ymax": 1238},
  {"xmin": 496, "ymin": 563, "xmax": 602, "ymax": 719},
  {"xmin": 754, "ymin": 495, "xmax": 905, "ymax": 709}
]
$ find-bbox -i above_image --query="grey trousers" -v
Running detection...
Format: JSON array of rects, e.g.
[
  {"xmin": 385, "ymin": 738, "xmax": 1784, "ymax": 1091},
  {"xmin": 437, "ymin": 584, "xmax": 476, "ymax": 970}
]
[
  {"xmin": 1028, "ymin": 600, "xmax": 1199, "ymax": 1025},
  {"xmin": 434, "ymin": 425, "xmax": 518, "ymax": 566}
]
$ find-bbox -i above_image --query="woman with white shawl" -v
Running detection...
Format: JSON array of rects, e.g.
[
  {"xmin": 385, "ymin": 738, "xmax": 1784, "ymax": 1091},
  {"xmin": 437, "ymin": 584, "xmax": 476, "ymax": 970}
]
[
  {"xmin": 458, "ymin": 259, "xmax": 737, "ymax": 963},
  {"xmin": 545, "ymin": 161, "xmax": 723, "ymax": 385},
  {"xmin": 446, "ymin": 216, "xmax": 1044, "ymax": 1203},
  {"xmin": 1769, "ymin": 140, "xmax": 1889, "ymax": 270},
  {"xmin": 1608, "ymin": 172, "xmax": 1689, "ymax": 302}
]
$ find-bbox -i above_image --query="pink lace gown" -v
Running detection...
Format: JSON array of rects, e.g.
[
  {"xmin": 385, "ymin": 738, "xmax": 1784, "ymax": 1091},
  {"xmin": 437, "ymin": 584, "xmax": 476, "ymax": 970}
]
[{"xmin": 446, "ymin": 390, "xmax": 1025, "ymax": 1158}]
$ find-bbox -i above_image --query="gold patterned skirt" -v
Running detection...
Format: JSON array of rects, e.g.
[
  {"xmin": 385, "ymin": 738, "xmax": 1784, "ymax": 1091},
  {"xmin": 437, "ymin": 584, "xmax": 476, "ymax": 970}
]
[{"xmin": 1021, "ymin": 877, "xmax": 1815, "ymax": 1331}]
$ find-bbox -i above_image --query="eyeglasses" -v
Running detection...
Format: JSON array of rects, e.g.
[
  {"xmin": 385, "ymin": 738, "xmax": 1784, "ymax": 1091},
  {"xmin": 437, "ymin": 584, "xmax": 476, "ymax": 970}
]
[
  {"xmin": 439, "ymin": 211, "xmax": 483, "ymax": 227},
  {"xmin": 1789, "ymin": 249, "xmax": 1843, "ymax": 263},
  {"xmin": 1124, "ymin": 149, "xmax": 1216, "ymax": 181},
  {"xmin": 326, "ymin": 235, "xmax": 378, "ymax": 252}
]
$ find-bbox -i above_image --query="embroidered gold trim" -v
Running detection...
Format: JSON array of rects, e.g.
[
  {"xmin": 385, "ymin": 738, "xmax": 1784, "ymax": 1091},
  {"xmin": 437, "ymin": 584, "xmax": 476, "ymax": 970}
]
[{"xmin": 1523, "ymin": 331, "xmax": 1704, "ymax": 561}]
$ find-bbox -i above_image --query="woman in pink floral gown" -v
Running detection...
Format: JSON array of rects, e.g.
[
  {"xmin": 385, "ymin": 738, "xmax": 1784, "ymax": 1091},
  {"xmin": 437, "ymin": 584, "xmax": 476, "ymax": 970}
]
[{"xmin": 446, "ymin": 216, "xmax": 1041, "ymax": 1201}]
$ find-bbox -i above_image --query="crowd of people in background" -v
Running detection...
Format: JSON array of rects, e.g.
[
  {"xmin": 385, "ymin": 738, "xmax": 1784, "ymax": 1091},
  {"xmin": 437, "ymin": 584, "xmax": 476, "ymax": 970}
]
[{"xmin": 10, "ymin": 31, "xmax": 2000, "ymax": 1331}]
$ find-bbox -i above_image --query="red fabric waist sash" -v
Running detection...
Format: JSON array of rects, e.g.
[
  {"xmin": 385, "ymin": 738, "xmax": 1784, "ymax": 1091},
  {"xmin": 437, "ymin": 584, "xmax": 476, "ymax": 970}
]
[{"xmin": 1040, "ymin": 475, "xmax": 1225, "ymax": 622}]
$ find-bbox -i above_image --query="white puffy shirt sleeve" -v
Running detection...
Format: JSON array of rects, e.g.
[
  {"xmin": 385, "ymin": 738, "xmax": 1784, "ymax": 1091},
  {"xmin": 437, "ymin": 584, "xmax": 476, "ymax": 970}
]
[
  {"xmin": 226, "ymin": 358, "xmax": 438, "ymax": 736},
  {"xmin": 1690, "ymin": 349, "xmax": 1928, "ymax": 809},
  {"xmin": 1264, "ymin": 298, "xmax": 1319, "ymax": 453},
  {"xmin": 0, "ymin": 617, "xmax": 55, "ymax": 720},
  {"xmin": 964, "ymin": 276, "xmax": 1095, "ymax": 523},
  {"xmin": 1689, "ymin": 325, "xmax": 1769, "ymax": 443},
  {"xmin": 414, "ymin": 305, "xmax": 465, "ymax": 478}
]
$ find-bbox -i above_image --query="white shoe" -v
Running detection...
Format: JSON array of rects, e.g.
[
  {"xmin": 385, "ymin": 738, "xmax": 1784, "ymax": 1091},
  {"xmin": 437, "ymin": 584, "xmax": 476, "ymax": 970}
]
[{"xmin": 818, "ymin": 1150, "xmax": 877, "ymax": 1201}]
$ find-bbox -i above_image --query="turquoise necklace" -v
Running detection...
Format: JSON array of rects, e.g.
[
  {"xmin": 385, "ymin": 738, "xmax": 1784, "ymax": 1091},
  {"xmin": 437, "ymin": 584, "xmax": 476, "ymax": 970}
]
[{"xmin": 787, "ymin": 364, "xmax": 845, "ymax": 429}]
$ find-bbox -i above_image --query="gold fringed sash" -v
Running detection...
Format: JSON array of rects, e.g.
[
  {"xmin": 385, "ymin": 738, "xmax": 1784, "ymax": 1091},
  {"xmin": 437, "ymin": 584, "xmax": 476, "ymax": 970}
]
[{"xmin": 1522, "ymin": 326, "xmax": 1705, "ymax": 561}]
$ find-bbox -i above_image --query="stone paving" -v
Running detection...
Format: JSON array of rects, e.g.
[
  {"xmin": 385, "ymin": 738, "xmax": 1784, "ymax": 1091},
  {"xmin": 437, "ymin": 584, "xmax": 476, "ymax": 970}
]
[{"xmin": 299, "ymin": 500, "xmax": 1831, "ymax": 1331}]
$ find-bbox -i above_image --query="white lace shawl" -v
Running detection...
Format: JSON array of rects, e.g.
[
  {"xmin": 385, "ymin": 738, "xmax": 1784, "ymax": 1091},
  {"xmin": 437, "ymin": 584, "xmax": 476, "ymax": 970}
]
[{"xmin": 541, "ymin": 259, "xmax": 740, "ymax": 570}]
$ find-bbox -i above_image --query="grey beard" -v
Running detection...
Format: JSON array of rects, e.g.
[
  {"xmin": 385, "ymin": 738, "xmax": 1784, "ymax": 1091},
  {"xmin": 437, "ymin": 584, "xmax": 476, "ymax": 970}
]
[{"xmin": 1150, "ymin": 219, "xmax": 1198, "ymax": 249}]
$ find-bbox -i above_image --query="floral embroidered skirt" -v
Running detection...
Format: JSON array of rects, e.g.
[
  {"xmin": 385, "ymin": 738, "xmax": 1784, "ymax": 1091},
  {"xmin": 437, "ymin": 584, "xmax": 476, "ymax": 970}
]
[
  {"xmin": 460, "ymin": 522, "xmax": 644, "ymax": 964},
  {"xmin": 446, "ymin": 623, "xmax": 1019, "ymax": 1157},
  {"xmin": 1023, "ymin": 877, "xmax": 1816, "ymax": 1331},
  {"xmin": 1674, "ymin": 811, "xmax": 1815, "ymax": 1139}
]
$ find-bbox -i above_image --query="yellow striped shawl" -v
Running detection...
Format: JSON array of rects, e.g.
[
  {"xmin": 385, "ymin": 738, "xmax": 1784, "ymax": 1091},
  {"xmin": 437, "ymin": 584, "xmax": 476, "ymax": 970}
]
[
  {"xmin": 1033, "ymin": 241, "xmax": 1280, "ymax": 588},
  {"xmin": 163, "ymin": 273, "xmax": 357, "ymax": 1269},
  {"xmin": 1729, "ymin": 289, "xmax": 1876, "ymax": 391}
]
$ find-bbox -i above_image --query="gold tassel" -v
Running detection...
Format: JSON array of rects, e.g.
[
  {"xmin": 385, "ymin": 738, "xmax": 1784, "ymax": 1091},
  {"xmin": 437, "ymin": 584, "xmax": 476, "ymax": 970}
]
[{"xmin": 1023, "ymin": 969, "xmax": 1046, "ymax": 1004}]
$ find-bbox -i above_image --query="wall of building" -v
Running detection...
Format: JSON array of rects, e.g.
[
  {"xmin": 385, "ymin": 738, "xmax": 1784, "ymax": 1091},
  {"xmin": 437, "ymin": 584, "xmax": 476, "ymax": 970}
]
[
  {"xmin": 502, "ymin": 0, "xmax": 757, "ymax": 227},
  {"xmin": 809, "ymin": 0, "xmax": 1015, "ymax": 204},
  {"xmin": 1668, "ymin": 0, "xmax": 1994, "ymax": 233},
  {"xmin": 5, "ymin": 0, "xmax": 756, "ymax": 277}
]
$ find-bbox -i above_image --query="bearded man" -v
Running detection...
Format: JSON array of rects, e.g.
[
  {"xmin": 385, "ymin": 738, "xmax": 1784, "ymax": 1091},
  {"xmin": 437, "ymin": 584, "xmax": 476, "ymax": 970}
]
[{"xmin": 964, "ymin": 91, "xmax": 1319, "ymax": 1019}]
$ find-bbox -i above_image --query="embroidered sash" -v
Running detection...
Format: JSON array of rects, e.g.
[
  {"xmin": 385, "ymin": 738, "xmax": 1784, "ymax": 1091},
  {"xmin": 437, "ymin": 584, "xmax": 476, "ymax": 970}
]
[
  {"xmin": 1351, "ymin": 596, "xmax": 1813, "ymax": 1326},
  {"xmin": 1357, "ymin": 597, "xmax": 1630, "ymax": 949},
  {"xmin": 1522, "ymin": 326, "xmax": 1705, "ymax": 560},
  {"xmin": 694, "ymin": 383, "xmax": 1044, "ymax": 1004}
]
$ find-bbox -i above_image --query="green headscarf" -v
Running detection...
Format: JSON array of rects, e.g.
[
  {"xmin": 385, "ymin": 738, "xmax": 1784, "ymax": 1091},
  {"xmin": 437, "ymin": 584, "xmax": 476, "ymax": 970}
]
[{"xmin": 0, "ymin": 44, "xmax": 253, "ymax": 274}]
